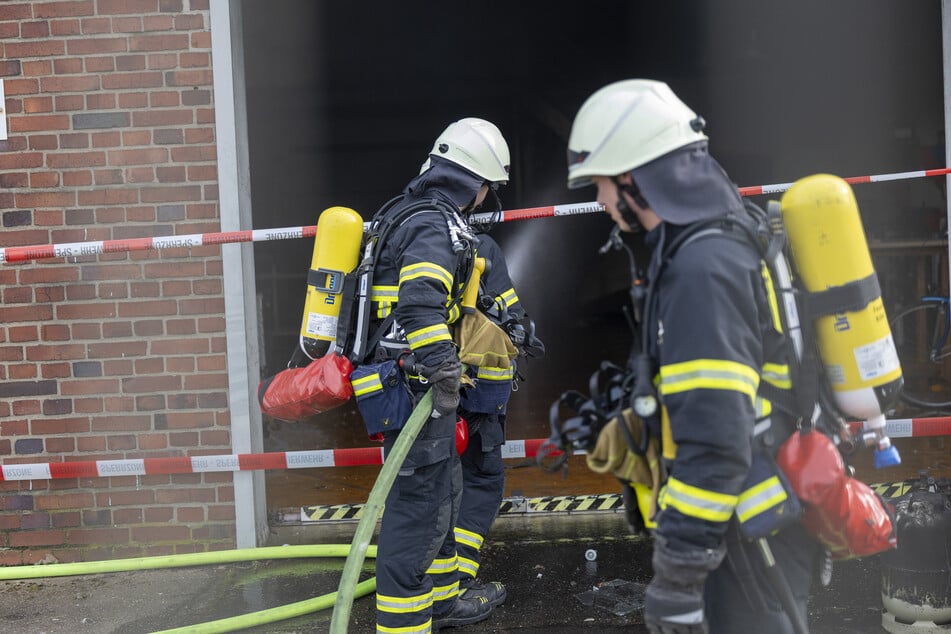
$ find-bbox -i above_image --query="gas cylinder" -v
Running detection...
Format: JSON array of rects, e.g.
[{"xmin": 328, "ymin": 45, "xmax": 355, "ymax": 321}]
[
  {"xmin": 299, "ymin": 206, "xmax": 364, "ymax": 359},
  {"xmin": 780, "ymin": 174, "xmax": 903, "ymax": 466},
  {"xmin": 880, "ymin": 472, "xmax": 951, "ymax": 633}
]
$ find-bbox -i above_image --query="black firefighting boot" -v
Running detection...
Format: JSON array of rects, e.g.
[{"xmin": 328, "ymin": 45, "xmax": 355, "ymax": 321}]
[
  {"xmin": 432, "ymin": 594, "xmax": 493, "ymax": 630},
  {"xmin": 460, "ymin": 578, "xmax": 507, "ymax": 608}
]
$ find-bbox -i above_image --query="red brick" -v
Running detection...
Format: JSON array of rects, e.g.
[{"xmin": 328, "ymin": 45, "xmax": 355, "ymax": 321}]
[
  {"xmin": 33, "ymin": 1, "xmax": 96, "ymax": 18},
  {"xmin": 143, "ymin": 15, "xmax": 174, "ymax": 32},
  {"xmin": 53, "ymin": 58, "xmax": 82, "ymax": 74},
  {"xmin": 61, "ymin": 171, "xmax": 91, "ymax": 187},
  {"xmin": 5, "ymin": 40, "xmax": 66, "ymax": 58},
  {"xmin": 50, "ymin": 19, "xmax": 81, "ymax": 36},
  {"xmin": 10, "ymin": 114, "xmax": 71, "ymax": 133},
  {"xmin": 102, "ymin": 71, "xmax": 163, "ymax": 90},
  {"xmin": 59, "ymin": 378, "xmax": 120, "ymax": 396},
  {"xmin": 113, "ymin": 16, "xmax": 143, "ymax": 33},
  {"xmin": 165, "ymin": 69, "xmax": 212, "ymax": 87},
  {"xmin": 86, "ymin": 93, "xmax": 115, "ymax": 109},
  {"xmin": 117, "ymin": 92, "xmax": 149, "ymax": 108},
  {"xmin": 3, "ymin": 77, "xmax": 39, "ymax": 96},
  {"xmin": 47, "ymin": 151, "xmax": 106, "ymax": 168},
  {"xmin": 30, "ymin": 171, "xmax": 61, "ymax": 187},
  {"xmin": 68, "ymin": 527, "xmax": 131, "ymax": 545},
  {"xmin": 9, "ymin": 529, "xmax": 67, "ymax": 547},
  {"xmin": 65, "ymin": 37, "xmax": 128, "ymax": 56},
  {"xmin": 85, "ymin": 56, "xmax": 116, "ymax": 73},
  {"xmin": 15, "ymin": 191, "xmax": 76, "ymax": 208},
  {"xmin": 33, "ymin": 491, "xmax": 95, "ymax": 511},
  {"xmin": 132, "ymin": 109, "xmax": 193, "ymax": 127},
  {"xmin": 22, "ymin": 60, "xmax": 52, "ymax": 76},
  {"xmin": 0, "ymin": 151, "xmax": 44, "ymax": 169},
  {"xmin": 40, "ymin": 75, "xmax": 100, "ymax": 93},
  {"xmin": 81, "ymin": 17, "xmax": 112, "ymax": 34},
  {"xmin": 129, "ymin": 33, "xmax": 189, "ymax": 52},
  {"xmin": 28, "ymin": 134, "xmax": 58, "ymax": 150},
  {"xmin": 0, "ymin": 3, "xmax": 32, "ymax": 20},
  {"xmin": 54, "ymin": 94, "xmax": 84, "ymax": 111},
  {"xmin": 91, "ymin": 130, "xmax": 121, "ymax": 147}
]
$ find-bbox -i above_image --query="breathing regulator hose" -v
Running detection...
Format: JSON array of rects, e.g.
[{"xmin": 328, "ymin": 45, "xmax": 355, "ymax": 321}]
[{"xmin": 330, "ymin": 389, "xmax": 434, "ymax": 633}]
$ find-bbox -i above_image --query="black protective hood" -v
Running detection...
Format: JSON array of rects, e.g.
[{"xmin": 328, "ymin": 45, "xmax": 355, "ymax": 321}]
[
  {"xmin": 403, "ymin": 155, "xmax": 484, "ymax": 210},
  {"xmin": 631, "ymin": 141, "xmax": 743, "ymax": 225}
]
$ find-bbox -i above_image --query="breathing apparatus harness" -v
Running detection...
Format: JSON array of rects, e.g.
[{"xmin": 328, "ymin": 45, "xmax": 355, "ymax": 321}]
[
  {"xmin": 538, "ymin": 199, "xmax": 854, "ymax": 473},
  {"xmin": 334, "ymin": 194, "xmax": 476, "ymax": 370}
]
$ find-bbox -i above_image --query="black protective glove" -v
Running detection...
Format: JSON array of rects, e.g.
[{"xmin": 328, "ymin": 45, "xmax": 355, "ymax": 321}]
[
  {"xmin": 645, "ymin": 536, "xmax": 726, "ymax": 634},
  {"xmin": 420, "ymin": 357, "xmax": 462, "ymax": 419}
]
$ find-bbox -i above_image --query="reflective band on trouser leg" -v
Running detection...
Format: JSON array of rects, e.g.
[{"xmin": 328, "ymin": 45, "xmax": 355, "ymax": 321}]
[
  {"xmin": 660, "ymin": 476, "xmax": 738, "ymax": 523},
  {"xmin": 375, "ymin": 591, "xmax": 433, "ymax": 634},
  {"xmin": 427, "ymin": 552, "xmax": 460, "ymax": 613},
  {"xmin": 454, "ymin": 526, "xmax": 484, "ymax": 579}
]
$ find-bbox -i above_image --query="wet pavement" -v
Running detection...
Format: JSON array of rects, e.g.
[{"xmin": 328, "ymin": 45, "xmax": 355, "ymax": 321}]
[{"xmin": 0, "ymin": 510, "xmax": 889, "ymax": 633}]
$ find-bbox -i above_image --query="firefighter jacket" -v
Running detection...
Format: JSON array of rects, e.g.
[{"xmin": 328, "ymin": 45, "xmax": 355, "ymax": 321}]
[
  {"xmin": 644, "ymin": 218, "xmax": 794, "ymax": 553},
  {"xmin": 369, "ymin": 191, "xmax": 474, "ymax": 370}
]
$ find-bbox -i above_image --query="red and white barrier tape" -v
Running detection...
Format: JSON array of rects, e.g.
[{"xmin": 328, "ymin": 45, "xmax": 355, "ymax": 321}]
[
  {"xmin": 3, "ymin": 167, "xmax": 949, "ymax": 264},
  {"xmin": 2, "ymin": 418, "xmax": 949, "ymax": 482}
]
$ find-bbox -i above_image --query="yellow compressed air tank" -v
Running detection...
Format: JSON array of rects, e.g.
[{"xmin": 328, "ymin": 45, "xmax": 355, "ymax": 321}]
[
  {"xmin": 299, "ymin": 206, "xmax": 364, "ymax": 359},
  {"xmin": 779, "ymin": 174, "xmax": 903, "ymax": 437}
]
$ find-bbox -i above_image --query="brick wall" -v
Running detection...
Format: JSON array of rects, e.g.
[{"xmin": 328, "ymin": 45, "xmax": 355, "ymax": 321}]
[{"xmin": 0, "ymin": 0, "xmax": 236, "ymax": 563}]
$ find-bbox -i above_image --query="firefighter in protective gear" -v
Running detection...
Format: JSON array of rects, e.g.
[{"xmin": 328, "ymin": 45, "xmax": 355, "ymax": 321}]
[
  {"xmin": 370, "ymin": 117, "xmax": 510, "ymax": 632},
  {"xmin": 452, "ymin": 231, "xmax": 543, "ymax": 607},
  {"xmin": 567, "ymin": 79, "xmax": 819, "ymax": 633}
]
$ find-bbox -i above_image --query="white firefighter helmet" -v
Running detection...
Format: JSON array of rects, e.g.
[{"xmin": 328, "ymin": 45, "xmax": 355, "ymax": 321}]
[
  {"xmin": 429, "ymin": 117, "xmax": 510, "ymax": 184},
  {"xmin": 566, "ymin": 79, "xmax": 708, "ymax": 189}
]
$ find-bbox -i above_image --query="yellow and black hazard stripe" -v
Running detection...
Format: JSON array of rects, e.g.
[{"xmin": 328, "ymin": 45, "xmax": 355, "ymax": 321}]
[
  {"xmin": 301, "ymin": 503, "xmax": 366, "ymax": 522},
  {"xmin": 870, "ymin": 480, "xmax": 914, "ymax": 499},
  {"xmin": 300, "ymin": 493, "xmax": 625, "ymax": 523}
]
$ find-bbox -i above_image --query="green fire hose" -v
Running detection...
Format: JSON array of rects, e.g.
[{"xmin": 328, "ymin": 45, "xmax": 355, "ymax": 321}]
[{"xmin": 330, "ymin": 389, "xmax": 434, "ymax": 633}]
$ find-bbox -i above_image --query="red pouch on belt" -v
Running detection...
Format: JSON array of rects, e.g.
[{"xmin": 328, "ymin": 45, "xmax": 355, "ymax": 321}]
[
  {"xmin": 775, "ymin": 428, "xmax": 896, "ymax": 560},
  {"xmin": 257, "ymin": 352, "xmax": 354, "ymax": 422}
]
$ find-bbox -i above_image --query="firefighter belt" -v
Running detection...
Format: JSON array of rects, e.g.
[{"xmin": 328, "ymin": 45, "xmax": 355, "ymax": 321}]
[
  {"xmin": 585, "ymin": 409, "xmax": 662, "ymax": 520},
  {"xmin": 454, "ymin": 309, "xmax": 518, "ymax": 369}
]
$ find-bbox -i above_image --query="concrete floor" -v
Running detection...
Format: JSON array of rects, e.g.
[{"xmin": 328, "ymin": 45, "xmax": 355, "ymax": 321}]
[{"xmin": 0, "ymin": 510, "xmax": 891, "ymax": 634}]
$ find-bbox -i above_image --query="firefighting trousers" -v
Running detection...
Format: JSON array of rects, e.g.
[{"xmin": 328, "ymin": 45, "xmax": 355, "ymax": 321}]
[
  {"xmin": 375, "ymin": 415, "xmax": 460, "ymax": 633},
  {"xmin": 705, "ymin": 520, "xmax": 819, "ymax": 633},
  {"xmin": 454, "ymin": 412, "xmax": 506, "ymax": 582}
]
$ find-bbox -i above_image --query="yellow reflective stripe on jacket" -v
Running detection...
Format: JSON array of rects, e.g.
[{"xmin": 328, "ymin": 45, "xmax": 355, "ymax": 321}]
[
  {"xmin": 376, "ymin": 590, "xmax": 434, "ymax": 614},
  {"xmin": 447, "ymin": 302, "xmax": 461, "ymax": 325},
  {"xmin": 658, "ymin": 358, "xmax": 759, "ymax": 403},
  {"xmin": 406, "ymin": 323, "xmax": 452, "ymax": 349},
  {"xmin": 736, "ymin": 474, "xmax": 788, "ymax": 524},
  {"xmin": 371, "ymin": 284, "xmax": 399, "ymax": 319},
  {"xmin": 399, "ymin": 261, "xmax": 452, "ymax": 292},
  {"xmin": 351, "ymin": 373, "xmax": 383, "ymax": 398},
  {"xmin": 760, "ymin": 262, "xmax": 783, "ymax": 334},
  {"xmin": 475, "ymin": 366, "xmax": 514, "ymax": 381},
  {"xmin": 753, "ymin": 395, "xmax": 772, "ymax": 419},
  {"xmin": 660, "ymin": 476, "xmax": 738, "ymax": 523},
  {"xmin": 761, "ymin": 362, "xmax": 791, "ymax": 390},
  {"xmin": 497, "ymin": 287, "xmax": 519, "ymax": 308}
]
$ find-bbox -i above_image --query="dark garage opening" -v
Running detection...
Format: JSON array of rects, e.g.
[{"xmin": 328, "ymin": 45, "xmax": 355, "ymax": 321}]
[{"xmin": 238, "ymin": 1, "xmax": 945, "ymax": 512}]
